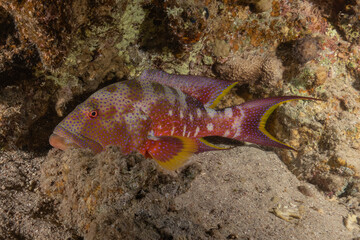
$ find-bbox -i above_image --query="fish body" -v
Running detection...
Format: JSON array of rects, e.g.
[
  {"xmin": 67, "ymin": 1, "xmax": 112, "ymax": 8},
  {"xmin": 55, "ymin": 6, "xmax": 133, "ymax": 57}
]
[{"xmin": 50, "ymin": 70, "xmax": 316, "ymax": 170}]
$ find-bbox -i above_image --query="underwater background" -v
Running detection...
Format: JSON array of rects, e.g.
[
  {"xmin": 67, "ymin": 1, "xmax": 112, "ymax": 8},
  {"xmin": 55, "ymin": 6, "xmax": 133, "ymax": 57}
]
[{"xmin": 0, "ymin": 0, "xmax": 360, "ymax": 239}]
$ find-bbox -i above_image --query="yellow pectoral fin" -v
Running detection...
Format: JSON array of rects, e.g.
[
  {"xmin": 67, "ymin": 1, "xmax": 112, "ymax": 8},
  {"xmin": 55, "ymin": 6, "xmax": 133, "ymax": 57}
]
[{"xmin": 146, "ymin": 136, "xmax": 198, "ymax": 171}]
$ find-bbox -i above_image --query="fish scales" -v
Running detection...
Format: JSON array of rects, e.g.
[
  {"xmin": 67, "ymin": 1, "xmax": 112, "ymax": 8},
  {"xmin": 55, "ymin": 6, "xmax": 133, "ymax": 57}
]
[{"xmin": 50, "ymin": 70, "xmax": 318, "ymax": 170}]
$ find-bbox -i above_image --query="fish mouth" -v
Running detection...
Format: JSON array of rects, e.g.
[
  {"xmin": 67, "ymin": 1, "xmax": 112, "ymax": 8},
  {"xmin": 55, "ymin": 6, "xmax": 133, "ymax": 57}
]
[
  {"xmin": 49, "ymin": 126, "xmax": 103, "ymax": 153},
  {"xmin": 49, "ymin": 133, "xmax": 79, "ymax": 150}
]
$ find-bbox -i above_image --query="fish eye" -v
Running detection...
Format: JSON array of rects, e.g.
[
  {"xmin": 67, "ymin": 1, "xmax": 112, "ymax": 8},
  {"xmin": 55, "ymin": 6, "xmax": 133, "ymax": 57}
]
[{"xmin": 88, "ymin": 110, "xmax": 98, "ymax": 118}]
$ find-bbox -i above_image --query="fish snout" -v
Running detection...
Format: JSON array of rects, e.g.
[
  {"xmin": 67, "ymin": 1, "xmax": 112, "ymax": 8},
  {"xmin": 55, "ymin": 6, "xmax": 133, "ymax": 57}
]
[
  {"xmin": 49, "ymin": 126, "xmax": 103, "ymax": 153},
  {"xmin": 49, "ymin": 133, "xmax": 79, "ymax": 151}
]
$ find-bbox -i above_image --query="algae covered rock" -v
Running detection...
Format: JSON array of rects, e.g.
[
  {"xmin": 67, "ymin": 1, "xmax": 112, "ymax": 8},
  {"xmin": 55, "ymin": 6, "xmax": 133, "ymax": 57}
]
[{"xmin": 40, "ymin": 147, "xmax": 203, "ymax": 239}]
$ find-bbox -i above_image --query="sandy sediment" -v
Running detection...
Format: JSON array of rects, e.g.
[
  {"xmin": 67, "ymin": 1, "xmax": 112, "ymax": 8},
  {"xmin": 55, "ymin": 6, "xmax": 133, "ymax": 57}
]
[{"xmin": 0, "ymin": 147, "xmax": 356, "ymax": 239}]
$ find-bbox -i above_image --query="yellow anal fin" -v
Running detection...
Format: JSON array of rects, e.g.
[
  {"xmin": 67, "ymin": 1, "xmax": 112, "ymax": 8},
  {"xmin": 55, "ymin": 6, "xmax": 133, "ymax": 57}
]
[{"xmin": 198, "ymin": 137, "xmax": 232, "ymax": 151}]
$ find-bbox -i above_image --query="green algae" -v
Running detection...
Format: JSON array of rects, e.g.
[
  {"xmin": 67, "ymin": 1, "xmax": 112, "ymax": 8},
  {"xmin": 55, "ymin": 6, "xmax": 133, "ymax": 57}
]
[{"xmin": 115, "ymin": 1, "xmax": 146, "ymax": 56}]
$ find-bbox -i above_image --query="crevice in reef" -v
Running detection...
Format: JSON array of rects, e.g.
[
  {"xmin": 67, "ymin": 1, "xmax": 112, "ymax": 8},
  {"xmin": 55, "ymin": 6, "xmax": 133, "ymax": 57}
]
[{"xmin": 139, "ymin": 2, "xmax": 182, "ymax": 54}]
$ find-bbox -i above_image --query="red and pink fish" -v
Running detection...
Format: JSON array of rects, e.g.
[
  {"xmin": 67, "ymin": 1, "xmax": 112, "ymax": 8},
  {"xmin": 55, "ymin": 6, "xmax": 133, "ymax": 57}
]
[{"xmin": 49, "ymin": 69, "xmax": 316, "ymax": 170}]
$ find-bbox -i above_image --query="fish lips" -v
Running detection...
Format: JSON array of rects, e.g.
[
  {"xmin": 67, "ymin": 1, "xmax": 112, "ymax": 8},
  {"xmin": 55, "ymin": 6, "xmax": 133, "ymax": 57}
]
[{"xmin": 49, "ymin": 126, "xmax": 103, "ymax": 153}]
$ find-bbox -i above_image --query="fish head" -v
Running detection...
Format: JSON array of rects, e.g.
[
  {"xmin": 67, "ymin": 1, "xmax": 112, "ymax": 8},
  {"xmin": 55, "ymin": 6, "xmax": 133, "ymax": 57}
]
[
  {"xmin": 49, "ymin": 83, "xmax": 151, "ymax": 154},
  {"xmin": 49, "ymin": 96, "xmax": 108, "ymax": 153},
  {"xmin": 49, "ymin": 87, "xmax": 125, "ymax": 153}
]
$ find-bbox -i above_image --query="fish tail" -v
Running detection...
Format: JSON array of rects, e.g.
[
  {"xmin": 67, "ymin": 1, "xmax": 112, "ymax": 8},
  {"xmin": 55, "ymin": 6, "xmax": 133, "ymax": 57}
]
[{"xmin": 232, "ymin": 96, "xmax": 319, "ymax": 150}]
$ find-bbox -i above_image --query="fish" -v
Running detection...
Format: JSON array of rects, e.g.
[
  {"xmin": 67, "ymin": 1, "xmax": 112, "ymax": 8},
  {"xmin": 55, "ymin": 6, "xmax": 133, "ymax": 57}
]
[{"xmin": 49, "ymin": 69, "xmax": 317, "ymax": 170}]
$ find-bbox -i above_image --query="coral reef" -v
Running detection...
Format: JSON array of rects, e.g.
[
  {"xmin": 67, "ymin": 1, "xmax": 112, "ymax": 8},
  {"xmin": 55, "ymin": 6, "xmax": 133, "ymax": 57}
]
[
  {"xmin": 0, "ymin": 6, "xmax": 40, "ymax": 87},
  {"xmin": 337, "ymin": 0, "xmax": 360, "ymax": 45},
  {"xmin": 213, "ymin": 53, "xmax": 284, "ymax": 95},
  {"xmin": 0, "ymin": 0, "xmax": 126, "ymax": 68},
  {"xmin": 0, "ymin": 0, "xmax": 129, "ymax": 151},
  {"xmin": 164, "ymin": 0, "xmax": 210, "ymax": 51},
  {"xmin": 276, "ymin": 36, "xmax": 322, "ymax": 65}
]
